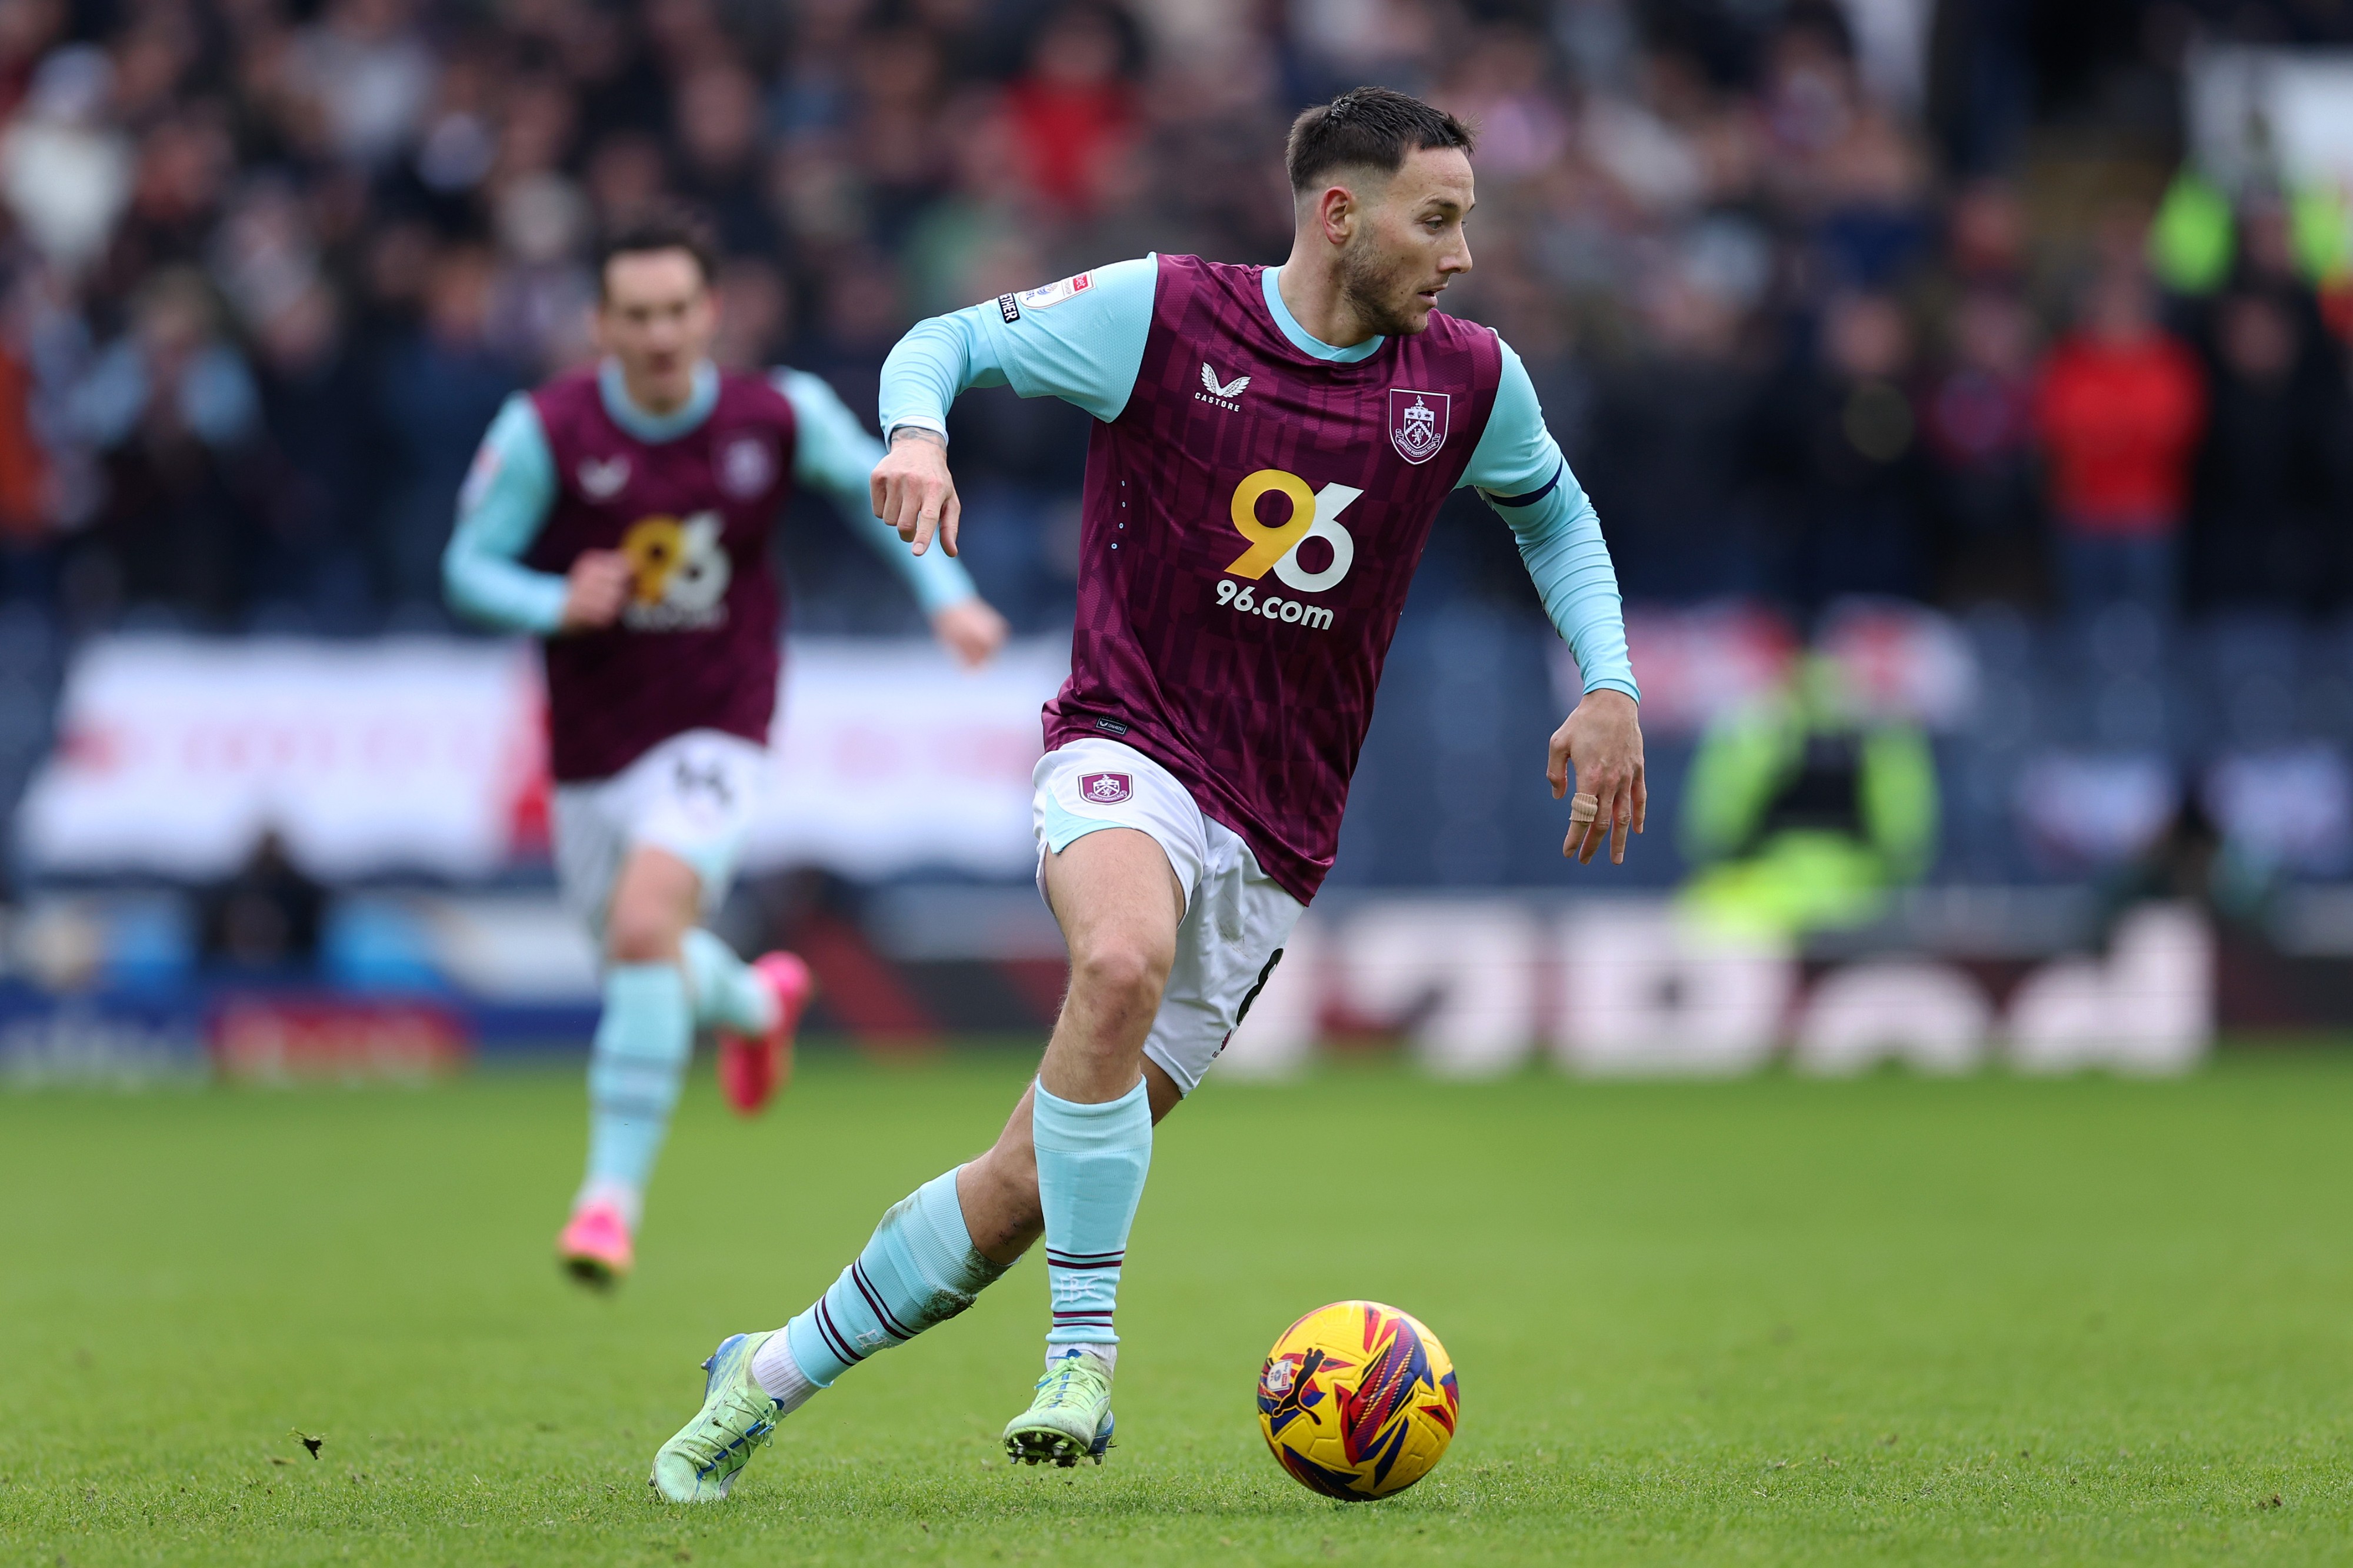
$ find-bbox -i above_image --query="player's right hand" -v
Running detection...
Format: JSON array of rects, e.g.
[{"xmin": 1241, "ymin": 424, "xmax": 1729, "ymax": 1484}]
[
  {"xmin": 871, "ymin": 428, "xmax": 962, "ymax": 558},
  {"xmin": 560, "ymin": 549, "xmax": 633, "ymax": 632}
]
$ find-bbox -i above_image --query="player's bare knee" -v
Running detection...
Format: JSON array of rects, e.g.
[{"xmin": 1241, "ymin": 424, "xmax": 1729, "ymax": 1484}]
[
  {"xmin": 1067, "ymin": 938, "xmax": 1168, "ymax": 1017},
  {"xmin": 605, "ymin": 901, "xmax": 684, "ymax": 965}
]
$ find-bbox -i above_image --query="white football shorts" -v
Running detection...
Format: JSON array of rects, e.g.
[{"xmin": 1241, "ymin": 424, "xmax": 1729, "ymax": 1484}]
[
  {"xmin": 1032, "ymin": 738, "xmax": 1306, "ymax": 1096},
  {"xmin": 551, "ymin": 728, "xmax": 769, "ymax": 936}
]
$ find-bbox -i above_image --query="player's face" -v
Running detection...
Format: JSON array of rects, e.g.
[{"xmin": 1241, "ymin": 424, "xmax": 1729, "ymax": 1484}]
[
  {"xmin": 1339, "ymin": 147, "xmax": 1475, "ymax": 337},
  {"xmin": 595, "ymin": 249, "xmax": 719, "ymax": 411}
]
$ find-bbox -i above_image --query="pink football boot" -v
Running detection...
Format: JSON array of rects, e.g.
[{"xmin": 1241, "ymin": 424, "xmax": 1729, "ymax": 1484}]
[
  {"xmin": 558, "ymin": 1199, "xmax": 633, "ymax": 1287},
  {"xmin": 716, "ymin": 952, "xmax": 812, "ymax": 1116}
]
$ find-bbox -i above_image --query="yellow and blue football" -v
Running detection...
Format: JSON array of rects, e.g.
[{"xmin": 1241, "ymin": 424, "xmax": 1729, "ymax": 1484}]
[{"xmin": 1257, "ymin": 1300, "xmax": 1458, "ymax": 1500}]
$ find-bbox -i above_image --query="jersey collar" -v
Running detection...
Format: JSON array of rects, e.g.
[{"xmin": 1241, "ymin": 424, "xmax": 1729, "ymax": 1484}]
[
  {"xmin": 1260, "ymin": 266, "xmax": 1385, "ymax": 364},
  {"xmin": 598, "ymin": 358, "xmax": 718, "ymax": 442}
]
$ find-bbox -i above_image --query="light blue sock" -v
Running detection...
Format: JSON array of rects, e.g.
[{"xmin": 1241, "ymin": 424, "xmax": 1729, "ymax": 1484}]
[
  {"xmin": 680, "ymin": 928, "xmax": 776, "ymax": 1035},
  {"xmin": 578, "ymin": 963, "xmax": 692, "ymax": 1223},
  {"xmin": 1034, "ymin": 1077, "xmax": 1152, "ymax": 1346},
  {"xmin": 783, "ymin": 1167, "xmax": 1011, "ymax": 1386}
]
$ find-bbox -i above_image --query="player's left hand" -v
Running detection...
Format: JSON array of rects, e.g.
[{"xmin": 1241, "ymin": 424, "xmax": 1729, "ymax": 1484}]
[
  {"xmin": 932, "ymin": 597, "xmax": 1008, "ymax": 668},
  {"xmin": 1548, "ymin": 689, "xmax": 1645, "ymax": 866}
]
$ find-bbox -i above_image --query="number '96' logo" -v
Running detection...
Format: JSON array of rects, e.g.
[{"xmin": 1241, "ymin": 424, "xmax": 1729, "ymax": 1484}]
[{"xmin": 1225, "ymin": 469, "xmax": 1362, "ymax": 593}]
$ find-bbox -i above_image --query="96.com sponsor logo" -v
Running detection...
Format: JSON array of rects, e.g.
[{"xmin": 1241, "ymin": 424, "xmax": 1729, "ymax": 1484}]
[
  {"xmin": 1215, "ymin": 579, "xmax": 1335, "ymax": 630},
  {"xmin": 1210, "ymin": 466, "xmax": 1360, "ymax": 632}
]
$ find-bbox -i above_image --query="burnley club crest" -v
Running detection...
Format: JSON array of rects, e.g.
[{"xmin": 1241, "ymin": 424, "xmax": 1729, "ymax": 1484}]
[{"xmin": 1388, "ymin": 389, "xmax": 1450, "ymax": 465}]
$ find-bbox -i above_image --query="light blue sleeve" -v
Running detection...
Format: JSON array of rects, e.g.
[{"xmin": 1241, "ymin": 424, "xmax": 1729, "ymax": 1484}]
[
  {"xmin": 772, "ymin": 368, "xmax": 977, "ymax": 615},
  {"xmin": 1461, "ymin": 342, "xmax": 1639, "ymax": 703},
  {"xmin": 879, "ymin": 255, "xmax": 1158, "ymax": 437},
  {"xmin": 441, "ymin": 394, "xmax": 568, "ymax": 635}
]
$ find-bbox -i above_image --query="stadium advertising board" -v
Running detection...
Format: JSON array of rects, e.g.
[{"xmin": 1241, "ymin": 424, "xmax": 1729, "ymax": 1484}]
[
  {"xmin": 1217, "ymin": 899, "xmax": 2215, "ymax": 1079},
  {"xmin": 17, "ymin": 633, "xmax": 1064, "ymax": 882}
]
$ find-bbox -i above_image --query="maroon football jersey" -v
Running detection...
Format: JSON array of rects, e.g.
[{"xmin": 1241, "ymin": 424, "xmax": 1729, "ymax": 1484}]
[
  {"xmin": 526, "ymin": 369, "xmax": 796, "ymax": 782},
  {"xmin": 1041, "ymin": 255, "xmax": 1502, "ymax": 901}
]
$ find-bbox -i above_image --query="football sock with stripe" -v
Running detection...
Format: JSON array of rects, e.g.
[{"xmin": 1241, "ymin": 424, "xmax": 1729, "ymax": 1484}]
[
  {"xmin": 577, "ymin": 962, "xmax": 693, "ymax": 1226},
  {"xmin": 771, "ymin": 1166, "xmax": 1011, "ymax": 1392},
  {"xmin": 1034, "ymin": 1076, "xmax": 1153, "ymax": 1348},
  {"xmin": 679, "ymin": 928, "xmax": 778, "ymax": 1036}
]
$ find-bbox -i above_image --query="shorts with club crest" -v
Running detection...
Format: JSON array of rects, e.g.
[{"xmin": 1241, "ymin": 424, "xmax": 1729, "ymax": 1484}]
[{"xmin": 1032, "ymin": 738, "xmax": 1305, "ymax": 1096}]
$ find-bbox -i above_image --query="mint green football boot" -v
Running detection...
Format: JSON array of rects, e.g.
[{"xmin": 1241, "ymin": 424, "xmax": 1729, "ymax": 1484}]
[
  {"xmin": 648, "ymin": 1332, "xmax": 783, "ymax": 1502},
  {"xmin": 1002, "ymin": 1349, "xmax": 1115, "ymax": 1467}
]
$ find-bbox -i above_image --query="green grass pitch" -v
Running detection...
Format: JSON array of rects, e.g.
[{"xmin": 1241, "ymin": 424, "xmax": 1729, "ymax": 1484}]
[{"xmin": 4, "ymin": 1049, "xmax": 2352, "ymax": 1565}]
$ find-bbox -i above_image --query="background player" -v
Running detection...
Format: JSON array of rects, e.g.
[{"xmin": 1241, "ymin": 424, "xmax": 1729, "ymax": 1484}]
[
  {"xmin": 647, "ymin": 87, "xmax": 1643, "ymax": 1497},
  {"xmin": 443, "ymin": 213, "xmax": 1008, "ymax": 1286}
]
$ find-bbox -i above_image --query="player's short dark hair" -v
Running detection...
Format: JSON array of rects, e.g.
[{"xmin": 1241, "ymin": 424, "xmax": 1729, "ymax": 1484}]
[
  {"xmin": 595, "ymin": 209, "xmax": 718, "ymax": 298},
  {"xmin": 1285, "ymin": 86, "xmax": 1474, "ymax": 194}
]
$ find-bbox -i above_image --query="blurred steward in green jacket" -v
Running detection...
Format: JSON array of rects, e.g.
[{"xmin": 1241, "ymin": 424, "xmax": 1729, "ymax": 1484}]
[{"xmin": 1678, "ymin": 655, "xmax": 1938, "ymax": 939}]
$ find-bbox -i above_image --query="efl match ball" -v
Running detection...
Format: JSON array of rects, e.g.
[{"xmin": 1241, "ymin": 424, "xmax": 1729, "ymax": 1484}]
[{"xmin": 1257, "ymin": 1300, "xmax": 1459, "ymax": 1500}]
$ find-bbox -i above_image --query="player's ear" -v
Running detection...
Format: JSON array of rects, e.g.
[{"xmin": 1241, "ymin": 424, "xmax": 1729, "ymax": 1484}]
[{"xmin": 1317, "ymin": 184, "xmax": 1355, "ymax": 246}]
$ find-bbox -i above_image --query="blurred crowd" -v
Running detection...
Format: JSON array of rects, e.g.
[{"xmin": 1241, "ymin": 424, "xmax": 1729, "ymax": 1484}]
[{"xmin": 0, "ymin": 0, "xmax": 2346, "ymax": 638}]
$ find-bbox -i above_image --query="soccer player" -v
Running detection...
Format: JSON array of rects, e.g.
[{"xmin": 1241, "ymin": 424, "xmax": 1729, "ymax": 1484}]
[
  {"xmin": 442, "ymin": 213, "xmax": 1008, "ymax": 1286},
  {"xmin": 648, "ymin": 88, "xmax": 1644, "ymax": 1497}
]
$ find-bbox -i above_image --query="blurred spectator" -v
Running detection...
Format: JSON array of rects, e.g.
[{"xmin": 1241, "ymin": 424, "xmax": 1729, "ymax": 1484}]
[
  {"xmin": 1005, "ymin": 6, "xmax": 1135, "ymax": 217},
  {"xmin": 199, "ymin": 828, "xmax": 324, "ymax": 976},
  {"xmin": 674, "ymin": 61, "xmax": 779, "ymax": 259},
  {"xmin": 251, "ymin": 281, "xmax": 370, "ymax": 624},
  {"xmin": 289, "ymin": 0, "xmax": 436, "ymax": 168},
  {"xmin": 1585, "ymin": 268, "xmax": 1761, "ymax": 603},
  {"xmin": 712, "ymin": 258, "xmax": 793, "ymax": 371},
  {"xmin": 0, "ymin": 319, "xmax": 46, "ymax": 531},
  {"xmin": 68, "ymin": 268, "xmax": 261, "ymax": 623},
  {"xmin": 0, "ymin": 46, "xmax": 131, "ymax": 275},
  {"xmin": 1754, "ymin": 291, "xmax": 1931, "ymax": 616},
  {"xmin": 489, "ymin": 173, "xmax": 595, "ymax": 372},
  {"xmin": 1921, "ymin": 288, "xmax": 2041, "ymax": 605},
  {"xmin": 1439, "ymin": 28, "xmax": 1571, "ymax": 184},
  {"xmin": 1811, "ymin": 94, "xmax": 1934, "ymax": 291},
  {"xmin": 0, "ymin": 316, "xmax": 50, "ymax": 608},
  {"xmin": 2186, "ymin": 288, "xmax": 2353, "ymax": 614},
  {"xmin": 795, "ymin": 251, "xmax": 911, "ymax": 445},
  {"xmin": 2032, "ymin": 268, "xmax": 2206, "ymax": 622},
  {"xmin": 585, "ymin": 131, "xmax": 671, "ymax": 232},
  {"xmin": 372, "ymin": 246, "xmax": 518, "ymax": 615},
  {"xmin": 1945, "ymin": 176, "xmax": 2028, "ymax": 290},
  {"xmin": 851, "ymin": 27, "xmax": 951, "ymax": 245},
  {"xmin": 1678, "ymin": 653, "xmax": 1939, "ymax": 938}
]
